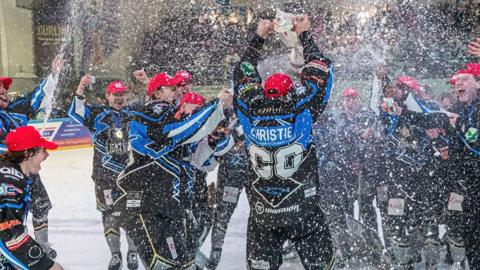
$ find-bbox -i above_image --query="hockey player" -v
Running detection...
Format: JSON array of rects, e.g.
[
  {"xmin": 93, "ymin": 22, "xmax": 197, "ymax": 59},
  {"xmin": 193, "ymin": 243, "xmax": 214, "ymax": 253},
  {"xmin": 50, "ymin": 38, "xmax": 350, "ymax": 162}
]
[
  {"xmin": 114, "ymin": 72, "xmax": 232, "ymax": 269},
  {"xmin": 333, "ymin": 88, "xmax": 378, "ymax": 230},
  {"xmin": 0, "ymin": 56, "xmax": 63, "ymax": 259},
  {"xmin": 175, "ymin": 91, "xmax": 236, "ymax": 269},
  {"xmin": 205, "ymin": 119, "xmax": 248, "ymax": 270},
  {"xmin": 319, "ymin": 88, "xmax": 381, "ymax": 267},
  {"xmin": 378, "ymin": 83, "xmax": 447, "ymax": 268},
  {"xmin": 449, "ymin": 63, "xmax": 480, "ymax": 267},
  {"xmin": 68, "ymin": 76, "xmax": 139, "ymax": 270},
  {"xmin": 232, "ymin": 15, "xmax": 335, "ymax": 269},
  {"xmin": 0, "ymin": 126, "xmax": 63, "ymax": 270}
]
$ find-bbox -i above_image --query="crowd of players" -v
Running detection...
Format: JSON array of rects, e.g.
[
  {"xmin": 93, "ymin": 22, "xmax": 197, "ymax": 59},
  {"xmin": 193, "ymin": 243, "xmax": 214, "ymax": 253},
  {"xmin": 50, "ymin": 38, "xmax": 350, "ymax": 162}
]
[{"xmin": 0, "ymin": 13, "xmax": 480, "ymax": 270}]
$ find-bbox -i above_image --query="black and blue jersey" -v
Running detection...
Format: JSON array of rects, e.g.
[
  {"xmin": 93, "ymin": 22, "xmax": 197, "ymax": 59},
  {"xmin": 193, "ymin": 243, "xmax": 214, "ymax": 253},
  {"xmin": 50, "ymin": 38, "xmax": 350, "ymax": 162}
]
[
  {"xmin": 0, "ymin": 162, "xmax": 32, "ymax": 270},
  {"xmin": 232, "ymin": 31, "xmax": 334, "ymax": 226},
  {"xmin": 68, "ymin": 96, "xmax": 132, "ymax": 177},
  {"xmin": 114, "ymin": 98, "xmax": 225, "ymax": 218},
  {"xmin": 68, "ymin": 96, "xmax": 133, "ymax": 211}
]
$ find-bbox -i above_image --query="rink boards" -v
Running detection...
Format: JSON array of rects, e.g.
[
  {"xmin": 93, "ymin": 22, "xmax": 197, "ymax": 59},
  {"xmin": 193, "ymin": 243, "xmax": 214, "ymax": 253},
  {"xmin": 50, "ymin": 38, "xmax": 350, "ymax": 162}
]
[{"xmin": 29, "ymin": 118, "xmax": 92, "ymax": 149}]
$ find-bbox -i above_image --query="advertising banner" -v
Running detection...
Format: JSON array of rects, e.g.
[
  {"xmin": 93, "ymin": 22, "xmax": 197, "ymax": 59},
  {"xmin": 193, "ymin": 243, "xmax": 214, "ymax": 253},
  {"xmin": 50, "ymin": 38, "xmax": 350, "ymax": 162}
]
[{"xmin": 29, "ymin": 118, "xmax": 92, "ymax": 149}]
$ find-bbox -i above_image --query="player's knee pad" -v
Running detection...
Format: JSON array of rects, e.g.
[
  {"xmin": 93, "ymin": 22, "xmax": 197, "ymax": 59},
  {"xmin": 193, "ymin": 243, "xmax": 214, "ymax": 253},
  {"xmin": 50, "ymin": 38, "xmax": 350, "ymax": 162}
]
[
  {"xmin": 423, "ymin": 238, "xmax": 441, "ymax": 265},
  {"xmin": 103, "ymin": 212, "xmax": 121, "ymax": 230},
  {"xmin": 391, "ymin": 239, "xmax": 413, "ymax": 265},
  {"xmin": 448, "ymin": 236, "xmax": 466, "ymax": 263}
]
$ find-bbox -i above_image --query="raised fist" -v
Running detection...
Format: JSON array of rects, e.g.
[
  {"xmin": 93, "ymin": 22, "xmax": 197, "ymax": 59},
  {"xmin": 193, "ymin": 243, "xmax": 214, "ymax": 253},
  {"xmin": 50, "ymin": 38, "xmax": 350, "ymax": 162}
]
[
  {"xmin": 293, "ymin": 15, "xmax": 311, "ymax": 34},
  {"xmin": 257, "ymin": 19, "xmax": 274, "ymax": 39}
]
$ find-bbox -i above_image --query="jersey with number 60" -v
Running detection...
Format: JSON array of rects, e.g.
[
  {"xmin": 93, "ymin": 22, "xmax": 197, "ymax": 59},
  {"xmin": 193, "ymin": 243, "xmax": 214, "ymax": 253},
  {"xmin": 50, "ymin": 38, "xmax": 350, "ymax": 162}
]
[{"xmin": 232, "ymin": 31, "xmax": 334, "ymax": 226}]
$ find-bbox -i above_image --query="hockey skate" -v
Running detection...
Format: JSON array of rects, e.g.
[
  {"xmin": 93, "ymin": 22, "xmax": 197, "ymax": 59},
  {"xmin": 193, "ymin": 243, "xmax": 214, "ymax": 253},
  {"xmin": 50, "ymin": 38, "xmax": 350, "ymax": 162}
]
[
  {"xmin": 108, "ymin": 252, "xmax": 122, "ymax": 270},
  {"xmin": 40, "ymin": 242, "xmax": 57, "ymax": 260},
  {"xmin": 127, "ymin": 251, "xmax": 139, "ymax": 269},
  {"xmin": 282, "ymin": 240, "xmax": 299, "ymax": 261}
]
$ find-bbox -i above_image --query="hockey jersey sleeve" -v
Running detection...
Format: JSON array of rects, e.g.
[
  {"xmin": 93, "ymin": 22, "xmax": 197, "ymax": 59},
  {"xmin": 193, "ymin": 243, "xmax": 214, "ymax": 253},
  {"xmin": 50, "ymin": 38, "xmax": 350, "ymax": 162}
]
[
  {"xmin": 7, "ymin": 74, "xmax": 58, "ymax": 120},
  {"xmin": 67, "ymin": 96, "xmax": 94, "ymax": 130},
  {"xmin": 129, "ymin": 99, "xmax": 225, "ymax": 160},
  {"xmin": 232, "ymin": 34, "xmax": 265, "ymax": 112},
  {"xmin": 295, "ymin": 31, "xmax": 334, "ymax": 121}
]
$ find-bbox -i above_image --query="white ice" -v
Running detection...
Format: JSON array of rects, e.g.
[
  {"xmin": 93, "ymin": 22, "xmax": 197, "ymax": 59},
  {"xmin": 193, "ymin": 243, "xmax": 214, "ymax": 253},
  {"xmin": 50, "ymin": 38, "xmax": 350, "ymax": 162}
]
[
  {"xmin": 29, "ymin": 148, "xmax": 451, "ymax": 270},
  {"xmin": 30, "ymin": 148, "xmax": 254, "ymax": 270}
]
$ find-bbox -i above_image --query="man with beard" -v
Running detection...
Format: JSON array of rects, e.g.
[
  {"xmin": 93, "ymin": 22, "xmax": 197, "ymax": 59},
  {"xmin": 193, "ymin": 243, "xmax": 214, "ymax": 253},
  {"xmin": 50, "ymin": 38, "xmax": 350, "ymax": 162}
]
[
  {"xmin": 449, "ymin": 63, "xmax": 480, "ymax": 267},
  {"xmin": 68, "ymin": 76, "xmax": 139, "ymax": 270},
  {"xmin": 114, "ymin": 72, "xmax": 232, "ymax": 270},
  {"xmin": 0, "ymin": 56, "xmax": 63, "ymax": 260},
  {"xmin": 232, "ymin": 15, "xmax": 335, "ymax": 269}
]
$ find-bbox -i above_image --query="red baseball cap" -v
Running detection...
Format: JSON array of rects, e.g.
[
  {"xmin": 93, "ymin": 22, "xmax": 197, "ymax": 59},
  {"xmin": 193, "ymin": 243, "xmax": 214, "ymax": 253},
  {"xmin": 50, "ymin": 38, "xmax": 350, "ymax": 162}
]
[
  {"xmin": 174, "ymin": 70, "xmax": 193, "ymax": 86},
  {"xmin": 5, "ymin": 126, "xmax": 58, "ymax": 152},
  {"xmin": 179, "ymin": 92, "xmax": 205, "ymax": 107},
  {"xmin": 263, "ymin": 73, "xmax": 293, "ymax": 98},
  {"xmin": 0, "ymin": 77, "xmax": 13, "ymax": 90},
  {"xmin": 342, "ymin": 88, "xmax": 359, "ymax": 98},
  {"xmin": 147, "ymin": 72, "xmax": 177, "ymax": 97},
  {"xmin": 106, "ymin": 80, "xmax": 127, "ymax": 94},
  {"xmin": 395, "ymin": 76, "xmax": 422, "ymax": 92},
  {"xmin": 456, "ymin": 63, "xmax": 480, "ymax": 77}
]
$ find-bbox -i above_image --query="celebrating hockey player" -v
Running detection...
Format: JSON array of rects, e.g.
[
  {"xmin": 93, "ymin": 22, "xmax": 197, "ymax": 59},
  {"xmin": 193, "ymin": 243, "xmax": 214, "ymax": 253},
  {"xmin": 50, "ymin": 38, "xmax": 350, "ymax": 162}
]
[
  {"xmin": 449, "ymin": 63, "xmax": 480, "ymax": 267},
  {"xmin": 114, "ymin": 72, "xmax": 232, "ymax": 269},
  {"xmin": 232, "ymin": 15, "xmax": 335, "ymax": 269},
  {"xmin": 68, "ymin": 76, "xmax": 139, "ymax": 270},
  {"xmin": 0, "ymin": 56, "xmax": 63, "ymax": 259},
  {"xmin": 0, "ymin": 126, "xmax": 63, "ymax": 270}
]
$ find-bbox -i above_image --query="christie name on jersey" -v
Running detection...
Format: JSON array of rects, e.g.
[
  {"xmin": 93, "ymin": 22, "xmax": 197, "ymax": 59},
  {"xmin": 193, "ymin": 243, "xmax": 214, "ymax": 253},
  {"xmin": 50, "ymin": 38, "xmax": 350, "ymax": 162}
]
[{"xmin": 250, "ymin": 125, "xmax": 293, "ymax": 143}]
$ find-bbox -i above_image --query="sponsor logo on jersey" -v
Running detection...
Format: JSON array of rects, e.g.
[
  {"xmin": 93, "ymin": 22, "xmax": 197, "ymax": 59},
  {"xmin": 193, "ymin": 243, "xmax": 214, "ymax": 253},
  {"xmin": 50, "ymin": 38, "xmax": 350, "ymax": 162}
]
[
  {"xmin": 255, "ymin": 202, "xmax": 265, "ymax": 214},
  {"xmin": 254, "ymin": 201, "xmax": 300, "ymax": 215},
  {"xmin": 250, "ymin": 259, "xmax": 270, "ymax": 270},
  {"xmin": 0, "ymin": 167, "xmax": 23, "ymax": 180},
  {"xmin": 250, "ymin": 126, "xmax": 293, "ymax": 143}
]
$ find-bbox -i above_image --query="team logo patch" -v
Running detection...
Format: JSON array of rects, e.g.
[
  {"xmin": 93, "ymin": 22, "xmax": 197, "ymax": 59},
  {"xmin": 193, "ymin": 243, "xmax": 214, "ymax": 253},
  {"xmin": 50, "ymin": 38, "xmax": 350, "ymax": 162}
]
[{"xmin": 240, "ymin": 61, "xmax": 255, "ymax": 76}]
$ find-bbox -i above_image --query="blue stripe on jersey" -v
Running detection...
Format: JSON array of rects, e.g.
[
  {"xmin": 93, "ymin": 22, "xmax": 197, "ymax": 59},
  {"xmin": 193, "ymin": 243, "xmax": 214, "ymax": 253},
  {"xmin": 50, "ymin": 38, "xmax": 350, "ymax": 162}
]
[
  {"xmin": 129, "ymin": 110, "xmax": 167, "ymax": 122},
  {"xmin": 0, "ymin": 203, "xmax": 24, "ymax": 209},
  {"xmin": 92, "ymin": 112, "xmax": 109, "ymax": 141},
  {"xmin": 0, "ymin": 241, "xmax": 29, "ymax": 270},
  {"xmin": 236, "ymin": 98, "xmax": 248, "ymax": 111},
  {"xmin": 67, "ymin": 100, "xmax": 85, "ymax": 125},
  {"xmin": 30, "ymin": 77, "xmax": 48, "ymax": 111},
  {"xmin": 129, "ymin": 121, "xmax": 172, "ymax": 159}
]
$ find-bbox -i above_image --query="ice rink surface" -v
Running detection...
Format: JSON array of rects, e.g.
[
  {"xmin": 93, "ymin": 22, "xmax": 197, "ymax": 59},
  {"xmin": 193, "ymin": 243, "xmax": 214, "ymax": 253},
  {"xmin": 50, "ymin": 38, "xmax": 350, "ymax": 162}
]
[
  {"xmin": 32, "ymin": 148, "xmax": 254, "ymax": 270},
  {"xmin": 30, "ymin": 148, "xmax": 453, "ymax": 270}
]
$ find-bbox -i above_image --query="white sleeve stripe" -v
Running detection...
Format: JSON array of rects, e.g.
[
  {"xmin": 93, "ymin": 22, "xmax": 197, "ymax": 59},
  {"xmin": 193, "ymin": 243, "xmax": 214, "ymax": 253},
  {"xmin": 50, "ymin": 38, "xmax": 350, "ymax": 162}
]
[
  {"xmin": 167, "ymin": 104, "xmax": 215, "ymax": 138},
  {"xmin": 182, "ymin": 102, "xmax": 225, "ymax": 145},
  {"xmin": 74, "ymin": 96, "xmax": 86, "ymax": 119}
]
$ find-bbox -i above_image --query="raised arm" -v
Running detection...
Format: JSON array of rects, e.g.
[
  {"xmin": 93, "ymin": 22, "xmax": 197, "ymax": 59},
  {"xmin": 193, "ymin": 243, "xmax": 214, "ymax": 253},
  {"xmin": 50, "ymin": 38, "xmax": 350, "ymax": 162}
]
[
  {"xmin": 294, "ymin": 15, "xmax": 334, "ymax": 120},
  {"xmin": 67, "ymin": 75, "xmax": 94, "ymax": 128},
  {"xmin": 8, "ymin": 56, "xmax": 63, "ymax": 119},
  {"xmin": 232, "ymin": 20, "xmax": 276, "ymax": 118}
]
